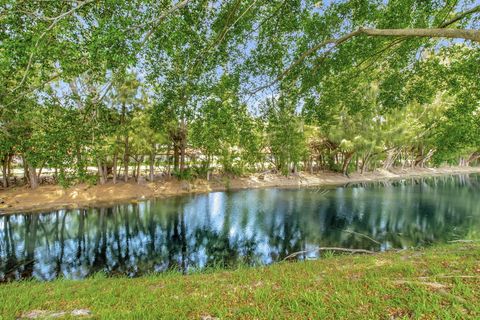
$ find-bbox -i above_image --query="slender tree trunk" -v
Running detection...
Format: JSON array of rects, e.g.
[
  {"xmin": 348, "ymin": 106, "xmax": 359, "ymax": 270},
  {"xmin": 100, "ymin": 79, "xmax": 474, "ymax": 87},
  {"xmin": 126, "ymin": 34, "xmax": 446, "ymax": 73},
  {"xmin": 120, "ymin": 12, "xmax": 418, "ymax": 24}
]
[
  {"xmin": 97, "ymin": 160, "xmax": 106, "ymax": 185},
  {"xmin": 466, "ymin": 152, "xmax": 480, "ymax": 166},
  {"xmin": 1, "ymin": 155, "xmax": 8, "ymax": 188},
  {"xmin": 360, "ymin": 152, "xmax": 370, "ymax": 174},
  {"xmin": 149, "ymin": 148, "xmax": 155, "ymax": 182},
  {"xmin": 124, "ymin": 135, "xmax": 129, "ymax": 182},
  {"xmin": 121, "ymin": 101, "xmax": 129, "ymax": 182},
  {"xmin": 415, "ymin": 148, "xmax": 435, "ymax": 167},
  {"xmin": 136, "ymin": 156, "xmax": 143, "ymax": 184},
  {"xmin": 383, "ymin": 148, "xmax": 399, "ymax": 170},
  {"xmin": 37, "ymin": 162, "xmax": 45, "ymax": 181},
  {"xmin": 342, "ymin": 152, "xmax": 354, "ymax": 176},
  {"xmin": 103, "ymin": 163, "xmax": 108, "ymax": 180},
  {"xmin": 206, "ymin": 154, "xmax": 211, "ymax": 181},
  {"xmin": 419, "ymin": 149, "xmax": 435, "ymax": 167},
  {"xmin": 179, "ymin": 120, "xmax": 187, "ymax": 173},
  {"xmin": 166, "ymin": 144, "xmax": 171, "ymax": 177},
  {"xmin": 317, "ymin": 154, "xmax": 323, "ymax": 171},
  {"xmin": 76, "ymin": 144, "xmax": 86, "ymax": 178},
  {"xmin": 173, "ymin": 143, "xmax": 180, "ymax": 172},
  {"xmin": 23, "ymin": 156, "xmax": 29, "ymax": 185},
  {"xmin": 7, "ymin": 153, "xmax": 12, "ymax": 183},
  {"xmin": 112, "ymin": 152, "xmax": 118, "ymax": 184},
  {"xmin": 180, "ymin": 142, "xmax": 186, "ymax": 173}
]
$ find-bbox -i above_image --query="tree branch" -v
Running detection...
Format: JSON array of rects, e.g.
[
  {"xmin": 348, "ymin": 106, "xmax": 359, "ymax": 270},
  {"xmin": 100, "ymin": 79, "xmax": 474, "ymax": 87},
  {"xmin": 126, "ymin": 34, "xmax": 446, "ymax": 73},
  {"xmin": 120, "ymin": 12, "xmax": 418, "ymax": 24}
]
[
  {"xmin": 12, "ymin": 0, "xmax": 95, "ymax": 92},
  {"xmin": 251, "ymin": 29, "xmax": 363, "ymax": 94},
  {"xmin": 359, "ymin": 27, "xmax": 480, "ymax": 42},
  {"xmin": 439, "ymin": 4, "xmax": 480, "ymax": 28},
  {"xmin": 251, "ymin": 5, "xmax": 480, "ymax": 94},
  {"xmin": 141, "ymin": 0, "xmax": 192, "ymax": 46},
  {"xmin": 283, "ymin": 247, "xmax": 375, "ymax": 260}
]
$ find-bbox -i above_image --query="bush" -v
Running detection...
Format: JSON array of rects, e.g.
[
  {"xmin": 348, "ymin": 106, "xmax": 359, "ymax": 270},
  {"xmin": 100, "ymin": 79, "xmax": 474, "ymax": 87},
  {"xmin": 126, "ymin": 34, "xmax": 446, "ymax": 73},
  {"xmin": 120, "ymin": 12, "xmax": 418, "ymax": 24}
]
[{"xmin": 172, "ymin": 168, "xmax": 197, "ymax": 181}]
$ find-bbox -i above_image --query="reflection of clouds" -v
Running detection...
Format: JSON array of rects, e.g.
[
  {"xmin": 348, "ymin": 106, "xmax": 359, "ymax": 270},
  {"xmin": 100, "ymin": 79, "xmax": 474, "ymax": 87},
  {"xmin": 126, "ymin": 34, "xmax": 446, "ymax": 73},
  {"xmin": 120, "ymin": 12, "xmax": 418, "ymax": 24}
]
[
  {"xmin": 1, "ymin": 174, "xmax": 480, "ymax": 281},
  {"xmin": 210, "ymin": 192, "xmax": 223, "ymax": 218}
]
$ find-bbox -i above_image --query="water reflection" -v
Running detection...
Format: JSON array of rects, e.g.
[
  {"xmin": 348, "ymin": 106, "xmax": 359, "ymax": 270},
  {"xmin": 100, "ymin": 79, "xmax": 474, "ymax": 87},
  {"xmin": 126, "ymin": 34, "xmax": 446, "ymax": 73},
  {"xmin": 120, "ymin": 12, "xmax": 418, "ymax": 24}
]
[{"xmin": 1, "ymin": 174, "xmax": 479, "ymax": 281}]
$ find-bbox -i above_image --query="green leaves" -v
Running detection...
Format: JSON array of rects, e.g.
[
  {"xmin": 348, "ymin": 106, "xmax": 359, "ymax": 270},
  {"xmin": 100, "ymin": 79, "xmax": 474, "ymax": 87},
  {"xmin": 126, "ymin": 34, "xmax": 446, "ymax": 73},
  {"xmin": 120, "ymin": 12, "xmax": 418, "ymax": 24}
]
[
  {"xmin": 264, "ymin": 96, "xmax": 307, "ymax": 175},
  {"xmin": 1, "ymin": 0, "xmax": 479, "ymax": 186}
]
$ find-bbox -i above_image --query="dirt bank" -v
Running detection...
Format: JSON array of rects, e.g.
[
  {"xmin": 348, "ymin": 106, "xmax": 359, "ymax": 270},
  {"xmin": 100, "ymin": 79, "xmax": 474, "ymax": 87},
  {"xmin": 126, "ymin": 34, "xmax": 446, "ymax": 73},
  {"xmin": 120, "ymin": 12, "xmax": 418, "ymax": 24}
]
[{"xmin": 1, "ymin": 166, "xmax": 479, "ymax": 214}]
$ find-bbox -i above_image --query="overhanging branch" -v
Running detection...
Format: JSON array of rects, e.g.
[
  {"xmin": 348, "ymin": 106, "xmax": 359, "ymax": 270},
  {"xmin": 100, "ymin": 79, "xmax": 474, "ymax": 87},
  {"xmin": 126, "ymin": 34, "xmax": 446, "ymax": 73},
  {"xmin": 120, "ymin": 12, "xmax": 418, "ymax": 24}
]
[
  {"xmin": 251, "ymin": 5, "xmax": 480, "ymax": 94},
  {"xmin": 141, "ymin": 0, "xmax": 192, "ymax": 46}
]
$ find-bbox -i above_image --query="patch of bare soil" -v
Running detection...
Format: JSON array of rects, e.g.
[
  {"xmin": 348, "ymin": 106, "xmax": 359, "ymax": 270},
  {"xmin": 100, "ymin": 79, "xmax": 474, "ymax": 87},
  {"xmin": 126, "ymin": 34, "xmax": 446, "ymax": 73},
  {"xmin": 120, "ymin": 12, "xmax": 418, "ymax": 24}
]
[
  {"xmin": 19, "ymin": 309, "xmax": 92, "ymax": 319},
  {"xmin": 1, "ymin": 166, "xmax": 479, "ymax": 214}
]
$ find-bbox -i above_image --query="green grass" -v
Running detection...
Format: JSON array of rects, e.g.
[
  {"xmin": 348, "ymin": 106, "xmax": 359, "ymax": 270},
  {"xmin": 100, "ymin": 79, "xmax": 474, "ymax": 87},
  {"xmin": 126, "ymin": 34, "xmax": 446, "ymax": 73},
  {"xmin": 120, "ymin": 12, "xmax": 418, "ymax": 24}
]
[{"xmin": 1, "ymin": 243, "xmax": 479, "ymax": 319}]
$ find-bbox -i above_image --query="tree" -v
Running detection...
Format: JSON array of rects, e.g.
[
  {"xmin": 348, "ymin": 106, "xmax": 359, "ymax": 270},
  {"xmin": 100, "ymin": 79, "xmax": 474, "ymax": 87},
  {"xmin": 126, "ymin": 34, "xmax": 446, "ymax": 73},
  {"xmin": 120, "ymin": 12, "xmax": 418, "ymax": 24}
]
[{"xmin": 264, "ymin": 96, "xmax": 307, "ymax": 175}]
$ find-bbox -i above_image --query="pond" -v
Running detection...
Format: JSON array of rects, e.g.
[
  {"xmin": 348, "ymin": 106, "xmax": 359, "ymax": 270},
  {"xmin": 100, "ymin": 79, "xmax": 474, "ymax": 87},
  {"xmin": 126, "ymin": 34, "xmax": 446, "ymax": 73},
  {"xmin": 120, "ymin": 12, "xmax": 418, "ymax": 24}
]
[{"xmin": 1, "ymin": 174, "xmax": 479, "ymax": 282}]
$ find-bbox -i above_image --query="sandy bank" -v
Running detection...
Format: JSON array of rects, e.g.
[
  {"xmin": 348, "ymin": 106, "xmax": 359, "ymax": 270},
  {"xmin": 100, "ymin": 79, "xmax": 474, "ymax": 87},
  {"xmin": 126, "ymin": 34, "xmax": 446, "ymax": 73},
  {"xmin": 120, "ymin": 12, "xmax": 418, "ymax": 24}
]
[{"xmin": 1, "ymin": 166, "xmax": 479, "ymax": 214}]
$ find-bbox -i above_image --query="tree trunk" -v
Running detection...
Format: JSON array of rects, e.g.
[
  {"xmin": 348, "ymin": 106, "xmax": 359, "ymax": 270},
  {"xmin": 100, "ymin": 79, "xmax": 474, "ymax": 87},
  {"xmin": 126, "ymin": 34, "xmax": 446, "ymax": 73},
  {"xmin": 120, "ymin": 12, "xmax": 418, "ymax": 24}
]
[
  {"xmin": 383, "ymin": 148, "xmax": 399, "ymax": 170},
  {"xmin": 76, "ymin": 144, "xmax": 86, "ymax": 178},
  {"xmin": 121, "ymin": 101, "xmax": 129, "ymax": 183},
  {"xmin": 206, "ymin": 154, "xmax": 211, "ymax": 181},
  {"xmin": 360, "ymin": 152, "xmax": 370, "ymax": 174},
  {"xmin": 180, "ymin": 145, "xmax": 185, "ymax": 173},
  {"xmin": 113, "ymin": 152, "xmax": 118, "ymax": 184},
  {"xmin": 179, "ymin": 119, "xmax": 187, "ymax": 173},
  {"xmin": 124, "ymin": 135, "xmax": 129, "ymax": 182},
  {"xmin": 414, "ymin": 148, "xmax": 424, "ymax": 167},
  {"xmin": 465, "ymin": 152, "xmax": 480, "ymax": 166},
  {"xmin": 342, "ymin": 152, "xmax": 354, "ymax": 176},
  {"xmin": 7, "ymin": 153, "xmax": 12, "ymax": 184},
  {"xmin": 97, "ymin": 160, "xmax": 106, "ymax": 185},
  {"xmin": 136, "ymin": 156, "xmax": 143, "ymax": 184},
  {"xmin": 420, "ymin": 149, "xmax": 435, "ymax": 167},
  {"xmin": 28, "ymin": 163, "xmax": 39, "ymax": 189},
  {"xmin": 37, "ymin": 162, "xmax": 45, "ymax": 182},
  {"xmin": 401, "ymin": 150, "xmax": 407, "ymax": 169},
  {"xmin": 149, "ymin": 149, "xmax": 155, "ymax": 182},
  {"xmin": 1, "ymin": 155, "xmax": 8, "ymax": 188},
  {"xmin": 166, "ymin": 144, "xmax": 171, "ymax": 177},
  {"xmin": 23, "ymin": 156, "xmax": 29, "ymax": 184},
  {"xmin": 173, "ymin": 144, "xmax": 180, "ymax": 172}
]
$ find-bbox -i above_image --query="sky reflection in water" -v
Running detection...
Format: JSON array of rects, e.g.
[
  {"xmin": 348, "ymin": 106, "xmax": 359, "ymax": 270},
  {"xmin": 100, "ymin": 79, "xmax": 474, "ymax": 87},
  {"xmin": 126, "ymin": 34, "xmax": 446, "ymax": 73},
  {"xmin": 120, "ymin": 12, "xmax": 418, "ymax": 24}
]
[{"xmin": 1, "ymin": 174, "xmax": 479, "ymax": 281}]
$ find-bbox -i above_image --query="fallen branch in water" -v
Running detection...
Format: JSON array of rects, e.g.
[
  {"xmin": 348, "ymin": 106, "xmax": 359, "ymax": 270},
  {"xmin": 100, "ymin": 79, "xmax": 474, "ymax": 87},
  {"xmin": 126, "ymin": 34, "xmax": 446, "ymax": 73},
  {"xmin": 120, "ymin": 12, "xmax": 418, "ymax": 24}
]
[
  {"xmin": 342, "ymin": 230, "xmax": 381, "ymax": 245},
  {"xmin": 283, "ymin": 247, "xmax": 374, "ymax": 261},
  {"xmin": 447, "ymin": 239, "xmax": 479, "ymax": 243}
]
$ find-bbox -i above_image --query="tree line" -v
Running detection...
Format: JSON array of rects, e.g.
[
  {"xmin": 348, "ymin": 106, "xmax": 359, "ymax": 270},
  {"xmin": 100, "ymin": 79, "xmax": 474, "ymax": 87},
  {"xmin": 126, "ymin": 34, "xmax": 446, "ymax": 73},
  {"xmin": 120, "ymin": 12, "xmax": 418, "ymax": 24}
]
[{"xmin": 1, "ymin": 0, "xmax": 479, "ymax": 189}]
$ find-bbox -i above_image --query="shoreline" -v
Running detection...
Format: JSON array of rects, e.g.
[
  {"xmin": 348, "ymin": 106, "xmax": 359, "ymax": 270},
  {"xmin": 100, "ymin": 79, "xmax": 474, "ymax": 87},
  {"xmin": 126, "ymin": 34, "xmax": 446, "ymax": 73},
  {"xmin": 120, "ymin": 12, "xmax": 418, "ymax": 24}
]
[{"xmin": 1, "ymin": 166, "xmax": 479, "ymax": 215}]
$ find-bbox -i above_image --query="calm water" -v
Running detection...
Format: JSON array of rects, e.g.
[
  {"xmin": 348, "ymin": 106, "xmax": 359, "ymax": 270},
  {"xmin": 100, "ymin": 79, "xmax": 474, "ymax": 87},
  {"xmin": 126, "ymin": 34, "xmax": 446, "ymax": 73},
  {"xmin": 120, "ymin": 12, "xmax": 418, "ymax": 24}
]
[{"xmin": 1, "ymin": 174, "xmax": 479, "ymax": 282}]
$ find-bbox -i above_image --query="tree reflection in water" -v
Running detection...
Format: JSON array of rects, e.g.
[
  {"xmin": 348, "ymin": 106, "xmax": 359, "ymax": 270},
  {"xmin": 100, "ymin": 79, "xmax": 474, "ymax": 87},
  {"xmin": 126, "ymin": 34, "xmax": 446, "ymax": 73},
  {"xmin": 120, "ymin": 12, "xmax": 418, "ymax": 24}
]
[{"xmin": 1, "ymin": 174, "xmax": 479, "ymax": 281}]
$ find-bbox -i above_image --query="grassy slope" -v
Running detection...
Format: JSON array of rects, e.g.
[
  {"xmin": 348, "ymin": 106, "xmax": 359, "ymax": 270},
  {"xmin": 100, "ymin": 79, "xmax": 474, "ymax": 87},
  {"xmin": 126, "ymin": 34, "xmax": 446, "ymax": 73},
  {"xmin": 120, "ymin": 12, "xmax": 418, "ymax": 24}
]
[{"xmin": 1, "ymin": 243, "xmax": 479, "ymax": 319}]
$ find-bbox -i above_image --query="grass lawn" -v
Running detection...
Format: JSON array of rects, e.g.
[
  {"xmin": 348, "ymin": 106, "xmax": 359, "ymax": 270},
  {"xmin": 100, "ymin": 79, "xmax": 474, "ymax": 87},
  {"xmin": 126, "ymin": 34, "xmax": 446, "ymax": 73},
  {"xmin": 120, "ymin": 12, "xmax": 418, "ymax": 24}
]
[{"xmin": 1, "ymin": 243, "xmax": 479, "ymax": 319}]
